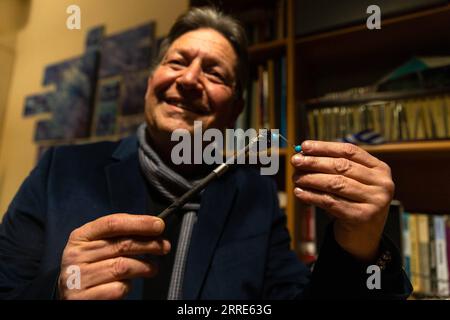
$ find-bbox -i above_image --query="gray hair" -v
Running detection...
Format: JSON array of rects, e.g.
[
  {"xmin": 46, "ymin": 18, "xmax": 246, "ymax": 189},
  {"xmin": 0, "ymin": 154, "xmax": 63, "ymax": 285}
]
[{"xmin": 151, "ymin": 7, "xmax": 249, "ymax": 99}]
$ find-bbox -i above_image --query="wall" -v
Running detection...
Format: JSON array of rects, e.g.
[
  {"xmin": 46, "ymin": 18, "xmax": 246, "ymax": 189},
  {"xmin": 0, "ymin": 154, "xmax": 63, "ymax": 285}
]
[
  {"xmin": 0, "ymin": 0, "xmax": 188, "ymax": 216},
  {"xmin": 0, "ymin": 33, "xmax": 16, "ymax": 156}
]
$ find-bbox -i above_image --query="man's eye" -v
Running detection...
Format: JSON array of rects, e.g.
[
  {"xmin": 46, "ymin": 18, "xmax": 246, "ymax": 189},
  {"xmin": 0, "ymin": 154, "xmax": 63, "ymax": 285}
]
[
  {"xmin": 168, "ymin": 60, "xmax": 184, "ymax": 66},
  {"xmin": 207, "ymin": 71, "xmax": 225, "ymax": 82}
]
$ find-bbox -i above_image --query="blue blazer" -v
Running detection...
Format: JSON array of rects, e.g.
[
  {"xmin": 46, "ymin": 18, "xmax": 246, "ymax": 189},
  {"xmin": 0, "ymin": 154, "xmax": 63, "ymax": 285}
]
[{"xmin": 0, "ymin": 136, "xmax": 412, "ymax": 299}]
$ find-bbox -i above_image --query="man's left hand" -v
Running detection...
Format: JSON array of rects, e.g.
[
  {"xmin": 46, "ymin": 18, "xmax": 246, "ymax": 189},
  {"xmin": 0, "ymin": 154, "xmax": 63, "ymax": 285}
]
[{"xmin": 291, "ymin": 140, "xmax": 395, "ymax": 262}]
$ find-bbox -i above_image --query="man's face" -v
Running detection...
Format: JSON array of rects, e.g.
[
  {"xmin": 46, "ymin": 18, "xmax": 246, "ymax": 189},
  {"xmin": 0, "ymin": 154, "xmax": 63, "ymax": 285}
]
[{"xmin": 144, "ymin": 28, "xmax": 242, "ymax": 139}]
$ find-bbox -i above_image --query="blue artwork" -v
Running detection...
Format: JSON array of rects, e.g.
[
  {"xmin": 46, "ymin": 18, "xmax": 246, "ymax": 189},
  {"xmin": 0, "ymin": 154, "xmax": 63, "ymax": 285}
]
[
  {"xmin": 99, "ymin": 23, "xmax": 155, "ymax": 78},
  {"xmin": 93, "ymin": 79, "xmax": 121, "ymax": 136},
  {"xmin": 40, "ymin": 50, "xmax": 100, "ymax": 140},
  {"xmin": 34, "ymin": 119, "xmax": 56, "ymax": 141},
  {"xmin": 153, "ymin": 36, "xmax": 165, "ymax": 61},
  {"xmin": 24, "ymin": 22, "xmax": 156, "ymax": 148},
  {"xmin": 23, "ymin": 92, "xmax": 54, "ymax": 117},
  {"xmin": 121, "ymin": 71, "xmax": 149, "ymax": 115},
  {"xmin": 86, "ymin": 26, "xmax": 105, "ymax": 51}
]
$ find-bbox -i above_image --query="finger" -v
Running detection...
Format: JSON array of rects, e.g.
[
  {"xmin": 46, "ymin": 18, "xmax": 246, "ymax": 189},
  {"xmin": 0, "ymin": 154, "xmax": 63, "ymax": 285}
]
[
  {"xmin": 300, "ymin": 140, "xmax": 380, "ymax": 168},
  {"xmin": 293, "ymin": 173, "xmax": 375, "ymax": 203},
  {"xmin": 81, "ymin": 257, "xmax": 158, "ymax": 289},
  {"xmin": 293, "ymin": 187, "xmax": 372, "ymax": 223},
  {"xmin": 79, "ymin": 237, "xmax": 171, "ymax": 263},
  {"xmin": 71, "ymin": 214, "xmax": 165, "ymax": 241},
  {"xmin": 291, "ymin": 153, "xmax": 379, "ymax": 185},
  {"xmin": 69, "ymin": 280, "xmax": 131, "ymax": 300}
]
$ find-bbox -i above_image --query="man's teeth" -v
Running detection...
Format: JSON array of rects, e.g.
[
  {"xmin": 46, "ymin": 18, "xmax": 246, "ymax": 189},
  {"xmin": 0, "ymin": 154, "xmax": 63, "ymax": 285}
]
[
  {"xmin": 166, "ymin": 100, "xmax": 207, "ymax": 114},
  {"xmin": 166, "ymin": 100, "xmax": 184, "ymax": 108}
]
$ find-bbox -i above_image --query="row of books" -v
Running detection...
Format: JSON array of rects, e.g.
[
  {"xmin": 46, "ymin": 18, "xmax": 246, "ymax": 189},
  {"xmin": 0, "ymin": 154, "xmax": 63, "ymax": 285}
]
[
  {"xmin": 306, "ymin": 94, "xmax": 450, "ymax": 143},
  {"xmin": 232, "ymin": 56, "xmax": 287, "ymax": 148},
  {"xmin": 403, "ymin": 212, "xmax": 450, "ymax": 298},
  {"xmin": 234, "ymin": 0, "xmax": 286, "ymax": 45},
  {"xmin": 300, "ymin": 202, "xmax": 450, "ymax": 299}
]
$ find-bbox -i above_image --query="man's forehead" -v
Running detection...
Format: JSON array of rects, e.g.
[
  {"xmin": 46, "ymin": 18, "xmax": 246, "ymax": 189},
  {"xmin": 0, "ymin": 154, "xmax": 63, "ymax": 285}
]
[{"xmin": 168, "ymin": 29, "xmax": 236, "ymax": 60}]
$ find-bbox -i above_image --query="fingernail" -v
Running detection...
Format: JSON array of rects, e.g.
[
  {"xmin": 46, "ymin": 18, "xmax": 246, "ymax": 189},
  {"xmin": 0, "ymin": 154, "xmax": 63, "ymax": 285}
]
[
  {"xmin": 294, "ymin": 187, "xmax": 303, "ymax": 195},
  {"xmin": 153, "ymin": 220, "xmax": 163, "ymax": 232},
  {"xmin": 163, "ymin": 240, "xmax": 171, "ymax": 254},
  {"xmin": 302, "ymin": 141, "xmax": 311, "ymax": 152},
  {"xmin": 293, "ymin": 155, "xmax": 302, "ymax": 165}
]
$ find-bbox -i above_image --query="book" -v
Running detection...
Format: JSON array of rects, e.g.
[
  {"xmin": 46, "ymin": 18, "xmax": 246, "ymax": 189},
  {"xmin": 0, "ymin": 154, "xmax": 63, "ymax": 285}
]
[
  {"xmin": 402, "ymin": 212, "xmax": 412, "ymax": 280},
  {"xmin": 279, "ymin": 56, "xmax": 287, "ymax": 147},
  {"xmin": 417, "ymin": 214, "xmax": 431, "ymax": 294},
  {"xmin": 446, "ymin": 217, "xmax": 450, "ymax": 293},
  {"xmin": 409, "ymin": 214, "xmax": 421, "ymax": 292},
  {"xmin": 434, "ymin": 215, "xmax": 449, "ymax": 297},
  {"xmin": 428, "ymin": 215, "xmax": 437, "ymax": 295},
  {"xmin": 277, "ymin": 191, "xmax": 287, "ymax": 209},
  {"xmin": 298, "ymin": 205, "xmax": 317, "ymax": 264}
]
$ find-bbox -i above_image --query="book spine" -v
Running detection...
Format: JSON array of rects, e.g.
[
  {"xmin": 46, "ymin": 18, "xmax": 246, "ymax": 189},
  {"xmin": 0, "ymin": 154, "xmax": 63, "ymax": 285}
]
[
  {"xmin": 417, "ymin": 214, "xmax": 431, "ymax": 295},
  {"xmin": 409, "ymin": 214, "xmax": 421, "ymax": 293},
  {"xmin": 402, "ymin": 212, "xmax": 412, "ymax": 280},
  {"xmin": 434, "ymin": 215, "xmax": 449, "ymax": 297},
  {"xmin": 429, "ymin": 215, "xmax": 437, "ymax": 295},
  {"xmin": 446, "ymin": 216, "xmax": 450, "ymax": 292},
  {"xmin": 279, "ymin": 56, "xmax": 287, "ymax": 147},
  {"xmin": 298, "ymin": 205, "xmax": 316, "ymax": 264}
]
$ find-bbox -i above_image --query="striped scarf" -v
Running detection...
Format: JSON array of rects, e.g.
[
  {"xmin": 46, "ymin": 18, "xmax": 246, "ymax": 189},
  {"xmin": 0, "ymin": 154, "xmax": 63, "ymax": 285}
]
[{"xmin": 137, "ymin": 123, "xmax": 200, "ymax": 300}]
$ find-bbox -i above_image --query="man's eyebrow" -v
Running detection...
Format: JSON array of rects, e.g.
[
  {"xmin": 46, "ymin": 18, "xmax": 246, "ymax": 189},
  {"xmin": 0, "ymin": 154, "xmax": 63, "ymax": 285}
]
[{"xmin": 172, "ymin": 48, "xmax": 233, "ymax": 75}]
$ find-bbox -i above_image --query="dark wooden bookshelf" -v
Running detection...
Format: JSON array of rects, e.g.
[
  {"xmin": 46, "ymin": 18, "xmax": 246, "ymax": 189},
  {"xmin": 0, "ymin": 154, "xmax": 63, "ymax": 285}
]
[
  {"xmin": 295, "ymin": 3, "xmax": 450, "ymax": 46},
  {"xmin": 186, "ymin": 2, "xmax": 450, "ymax": 299},
  {"xmin": 248, "ymin": 38, "xmax": 287, "ymax": 61},
  {"xmin": 363, "ymin": 140, "xmax": 450, "ymax": 155},
  {"xmin": 359, "ymin": 139, "xmax": 450, "ymax": 214},
  {"xmin": 189, "ymin": 0, "xmax": 299, "ymax": 250},
  {"xmin": 304, "ymin": 87, "xmax": 450, "ymax": 109},
  {"xmin": 292, "ymin": 1, "xmax": 450, "ymax": 270},
  {"xmin": 294, "ymin": 3, "xmax": 450, "ymax": 100}
]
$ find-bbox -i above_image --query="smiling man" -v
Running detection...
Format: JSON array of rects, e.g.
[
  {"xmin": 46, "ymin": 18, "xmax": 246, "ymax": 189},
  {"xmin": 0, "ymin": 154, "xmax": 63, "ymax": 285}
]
[
  {"xmin": 144, "ymin": 26, "xmax": 243, "ymax": 176},
  {"xmin": 0, "ymin": 7, "xmax": 411, "ymax": 300}
]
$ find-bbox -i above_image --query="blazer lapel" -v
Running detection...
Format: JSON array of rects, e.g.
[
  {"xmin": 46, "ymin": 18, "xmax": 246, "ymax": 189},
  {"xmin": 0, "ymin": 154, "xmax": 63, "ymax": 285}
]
[
  {"xmin": 183, "ymin": 170, "xmax": 238, "ymax": 299},
  {"xmin": 104, "ymin": 136, "xmax": 148, "ymax": 214}
]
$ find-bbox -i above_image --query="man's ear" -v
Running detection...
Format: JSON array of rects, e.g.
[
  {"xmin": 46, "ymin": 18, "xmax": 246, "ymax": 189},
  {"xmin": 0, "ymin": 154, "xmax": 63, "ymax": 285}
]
[{"xmin": 228, "ymin": 97, "xmax": 244, "ymax": 128}]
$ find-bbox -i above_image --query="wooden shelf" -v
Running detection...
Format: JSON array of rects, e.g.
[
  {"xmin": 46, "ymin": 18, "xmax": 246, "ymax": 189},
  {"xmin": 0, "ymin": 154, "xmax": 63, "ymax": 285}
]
[
  {"xmin": 253, "ymin": 148, "xmax": 287, "ymax": 157},
  {"xmin": 296, "ymin": 4, "xmax": 450, "ymax": 46},
  {"xmin": 249, "ymin": 38, "xmax": 286, "ymax": 53},
  {"xmin": 294, "ymin": 3, "xmax": 450, "ymax": 99},
  {"xmin": 362, "ymin": 140, "xmax": 450, "ymax": 155},
  {"xmin": 292, "ymin": 3, "xmax": 450, "ymax": 215},
  {"xmin": 275, "ymin": 147, "xmax": 287, "ymax": 156},
  {"xmin": 304, "ymin": 87, "xmax": 450, "ymax": 109},
  {"xmin": 248, "ymin": 38, "xmax": 287, "ymax": 61}
]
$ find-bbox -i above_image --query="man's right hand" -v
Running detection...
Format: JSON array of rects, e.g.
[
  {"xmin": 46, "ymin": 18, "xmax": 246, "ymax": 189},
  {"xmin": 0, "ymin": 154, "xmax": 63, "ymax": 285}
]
[{"xmin": 58, "ymin": 213, "xmax": 171, "ymax": 300}]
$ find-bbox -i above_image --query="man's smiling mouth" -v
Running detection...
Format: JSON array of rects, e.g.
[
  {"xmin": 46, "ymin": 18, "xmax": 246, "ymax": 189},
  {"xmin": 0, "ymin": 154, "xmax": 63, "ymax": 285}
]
[{"xmin": 163, "ymin": 97, "xmax": 210, "ymax": 115}]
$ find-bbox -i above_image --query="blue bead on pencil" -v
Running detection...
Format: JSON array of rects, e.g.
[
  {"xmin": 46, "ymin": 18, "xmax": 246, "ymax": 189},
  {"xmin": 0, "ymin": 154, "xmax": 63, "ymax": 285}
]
[{"xmin": 294, "ymin": 145, "xmax": 302, "ymax": 153}]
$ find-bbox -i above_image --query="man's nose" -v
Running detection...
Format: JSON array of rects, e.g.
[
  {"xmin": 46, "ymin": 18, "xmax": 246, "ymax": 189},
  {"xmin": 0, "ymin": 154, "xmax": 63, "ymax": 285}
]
[{"xmin": 176, "ymin": 61, "xmax": 203, "ymax": 91}]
